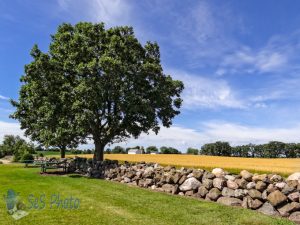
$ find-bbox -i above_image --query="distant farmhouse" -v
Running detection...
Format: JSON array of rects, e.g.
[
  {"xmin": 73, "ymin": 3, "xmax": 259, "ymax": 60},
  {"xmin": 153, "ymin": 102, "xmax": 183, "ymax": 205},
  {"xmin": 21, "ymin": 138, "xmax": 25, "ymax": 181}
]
[{"xmin": 128, "ymin": 149, "xmax": 143, "ymax": 154}]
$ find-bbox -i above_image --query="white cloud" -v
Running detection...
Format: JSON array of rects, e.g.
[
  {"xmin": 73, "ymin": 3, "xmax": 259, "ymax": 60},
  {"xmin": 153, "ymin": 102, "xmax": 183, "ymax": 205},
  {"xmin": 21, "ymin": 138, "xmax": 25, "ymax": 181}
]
[
  {"xmin": 201, "ymin": 121, "xmax": 300, "ymax": 145},
  {"xmin": 56, "ymin": 0, "xmax": 131, "ymax": 27},
  {"xmin": 0, "ymin": 95, "xmax": 9, "ymax": 100},
  {"xmin": 0, "ymin": 121, "xmax": 24, "ymax": 143},
  {"xmin": 110, "ymin": 121, "xmax": 300, "ymax": 150},
  {"xmin": 168, "ymin": 69, "xmax": 246, "ymax": 109},
  {"xmin": 220, "ymin": 47, "xmax": 288, "ymax": 74}
]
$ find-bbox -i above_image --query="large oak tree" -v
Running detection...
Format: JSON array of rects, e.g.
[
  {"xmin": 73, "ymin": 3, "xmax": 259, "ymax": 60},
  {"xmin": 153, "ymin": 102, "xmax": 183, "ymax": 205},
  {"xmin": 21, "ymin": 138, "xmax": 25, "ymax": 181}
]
[{"xmin": 11, "ymin": 22, "xmax": 184, "ymax": 161}]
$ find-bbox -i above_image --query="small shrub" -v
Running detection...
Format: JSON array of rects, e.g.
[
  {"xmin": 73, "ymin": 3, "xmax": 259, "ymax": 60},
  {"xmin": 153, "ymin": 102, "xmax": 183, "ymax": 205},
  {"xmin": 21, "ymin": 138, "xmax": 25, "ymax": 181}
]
[
  {"xmin": 21, "ymin": 153, "xmax": 34, "ymax": 163},
  {"xmin": 39, "ymin": 153, "xmax": 44, "ymax": 157}
]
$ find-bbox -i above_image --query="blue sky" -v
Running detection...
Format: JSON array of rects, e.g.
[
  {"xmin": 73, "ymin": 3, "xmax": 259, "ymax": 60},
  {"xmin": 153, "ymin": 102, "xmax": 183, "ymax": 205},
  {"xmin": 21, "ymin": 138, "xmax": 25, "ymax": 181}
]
[{"xmin": 2, "ymin": 0, "xmax": 300, "ymax": 150}]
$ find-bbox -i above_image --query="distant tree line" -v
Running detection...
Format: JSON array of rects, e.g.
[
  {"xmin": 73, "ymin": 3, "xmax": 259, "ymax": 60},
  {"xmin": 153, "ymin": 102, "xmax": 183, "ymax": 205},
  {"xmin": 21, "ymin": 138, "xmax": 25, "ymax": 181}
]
[{"xmin": 200, "ymin": 141, "xmax": 300, "ymax": 158}]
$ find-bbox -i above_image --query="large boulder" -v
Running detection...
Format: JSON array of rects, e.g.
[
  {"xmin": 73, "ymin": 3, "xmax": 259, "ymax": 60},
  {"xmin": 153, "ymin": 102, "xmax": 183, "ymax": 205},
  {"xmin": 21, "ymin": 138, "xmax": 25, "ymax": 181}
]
[
  {"xmin": 162, "ymin": 184, "xmax": 174, "ymax": 193},
  {"xmin": 207, "ymin": 188, "xmax": 221, "ymax": 201},
  {"xmin": 267, "ymin": 190, "xmax": 287, "ymax": 207},
  {"xmin": 213, "ymin": 178, "xmax": 226, "ymax": 190},
  {"xmin": 198, "ymin": 186, "xmax": 209, "ymax": 197},
  {"xmin": 236, "ymin": 179, "xmax": 248, "ymax": 189},
  {"xmin": 288, "ymin": 192, "xmax": 300, "ymax": 202},
  {"xmin": 248, "ymin": 189, "xmax": 262, "ymax": 200},
  {"xmin": 277, "ymin": 202, "xmax": 300, "ymax": 217},
  {"xmin": 246, "ymin": 182, "xmax": 256, "ymax": 190},
  {"xmin": 222, "ymin": 187, "xmax": 235, "ymax": 197},
  {"xmin": 179, "ymin": 177, "xmax": 201, "ymax": 191},
  {"xmin": 287, "ymin": 172, "xmax": 300, "ymax": 181},
  {"xmin": 240, "ymin": 170, "xmax": 253, "ymax": 181},
  {"xmin": 227, "ymin": 180, "xmax": 239, "ymax": 190},
  {"xmin": 217, "ymin": 197, "xmax": 242, "ymax": 207},
  {"xmin": 234, "ymin": 189, "xmax": 247, "ymax": 199},
  {"xmin": 289, "ymin": 211, "xmax": 300, "ymax": 223},
  {"xmin": 202, "ymin": 179, "xmax": 213, "ymax": 190},
  {"xmin": 252, "ymin": 174, "xmax": 268, "ymax": 182},
  {"xmin": 255, "ymin": 181, "xmax": 267, "ymax": 192},
  {"xmin": 257, "ymin": 202, "xmax": 279, "ymax": 216},
  {"xmin": 212, "ymin": 168, "xmax": 225, "ymax": 178}
]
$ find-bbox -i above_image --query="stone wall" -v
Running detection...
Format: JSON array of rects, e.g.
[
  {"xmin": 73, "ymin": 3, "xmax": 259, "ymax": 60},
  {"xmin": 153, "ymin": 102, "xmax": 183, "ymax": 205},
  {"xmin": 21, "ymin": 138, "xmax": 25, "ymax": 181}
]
[{"xmin": 68, "ymin": 158, "xmax": 300, "ymax": 223}]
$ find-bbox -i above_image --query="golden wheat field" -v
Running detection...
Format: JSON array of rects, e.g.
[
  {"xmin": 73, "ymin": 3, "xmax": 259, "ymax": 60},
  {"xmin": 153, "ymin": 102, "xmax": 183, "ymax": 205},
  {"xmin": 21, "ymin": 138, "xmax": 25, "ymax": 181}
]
[{"xmin": 65, "ymin": 154, "xmax": 300, "ymax": 175}]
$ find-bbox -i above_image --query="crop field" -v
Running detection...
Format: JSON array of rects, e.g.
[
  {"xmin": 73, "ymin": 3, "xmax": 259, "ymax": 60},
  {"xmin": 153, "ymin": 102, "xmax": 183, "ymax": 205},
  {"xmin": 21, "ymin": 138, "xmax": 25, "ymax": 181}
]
[{"xmin": 64, "ymin": 154, "xmax": 300, "ymax": 176}]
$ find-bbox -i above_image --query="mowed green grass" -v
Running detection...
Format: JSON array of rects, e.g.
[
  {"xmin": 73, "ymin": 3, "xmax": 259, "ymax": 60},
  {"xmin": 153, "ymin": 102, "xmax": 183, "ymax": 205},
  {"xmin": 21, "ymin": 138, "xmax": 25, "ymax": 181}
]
[{"xmin": 0, "ymin": 164, "xmax": 294, "ymax": 225}]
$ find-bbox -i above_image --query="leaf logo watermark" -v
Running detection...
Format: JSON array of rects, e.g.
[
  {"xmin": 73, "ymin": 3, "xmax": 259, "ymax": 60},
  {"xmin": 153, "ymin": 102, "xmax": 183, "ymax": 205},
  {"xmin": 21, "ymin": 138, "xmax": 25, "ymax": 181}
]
[{"xmin": 4, "ymin": 189, "xmax": 29, "ymax": 220}]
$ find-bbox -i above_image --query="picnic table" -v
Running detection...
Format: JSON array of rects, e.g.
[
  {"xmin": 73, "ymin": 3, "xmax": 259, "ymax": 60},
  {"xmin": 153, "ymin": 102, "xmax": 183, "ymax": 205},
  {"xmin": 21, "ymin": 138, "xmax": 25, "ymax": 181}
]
[{"xmin": 40, "ymin": 160, "xmax": 68, "ymax": 173}]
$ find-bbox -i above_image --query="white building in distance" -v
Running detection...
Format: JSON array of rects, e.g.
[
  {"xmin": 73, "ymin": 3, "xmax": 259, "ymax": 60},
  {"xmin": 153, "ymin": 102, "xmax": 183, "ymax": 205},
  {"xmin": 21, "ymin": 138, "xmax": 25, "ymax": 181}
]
[{"xmin": 128, "ymin": 149, "xmax": 143, "ymax": 154}]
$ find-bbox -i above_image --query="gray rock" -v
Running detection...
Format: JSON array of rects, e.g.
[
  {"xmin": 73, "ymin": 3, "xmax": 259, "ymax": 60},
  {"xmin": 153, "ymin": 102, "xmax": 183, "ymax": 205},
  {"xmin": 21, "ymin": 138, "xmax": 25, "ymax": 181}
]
[
  {"xmin": 212, "ymin": 168, "xmax": 225, "ymax": 178},
  {"xmin": 213, "ymin": 178, "xmax": 226, "ymax": 190},
  {"xmin": 172, "ymin": 173, "xmax": 182, "ymax": 184},
  {"xmin": 246, "ymin": 182, "xmax": 256, "ymax": 190},
  {"xmin": 198, "ymin": 186, "xmax": 209, "ymax": 197},
  {"xmin": 249, "ymin": 198, "xmax": 263, "ymax": 209},
  {"xmin": 287, "ymin": 172, "xmax": 300, "ymax": 181},
  {"xmin": 203, "ymin": 171, "xmax": 216, "ymax": 179},
  {"xmin": 172, "ymin": 184, "xmax": 179, "ymax": 195},
  {"xmin": 234, "ymin": 189, "xmax": 247, "ymax": 199},
  {"xmin": 217, "ymin": 197, "xmax": 242, "ymax": 206},
  {"xmin": 207, "ymin": 188, "xmax": 221, "ymax": 201},
  {"xmin": 267, "ymin": 184, "xmax": 278, "ymax": 193},
  {"xmin": 222, "ymin": 187, "xmax": 235, "ymax": 197},
  {"xmin": 248, "ymin": 189, "xmax": 262, "ymax": 200},
  {"xmin": 288, "ymin": 192, "xmax": 300, "ymax": 202},
  {"xmin": 278, "ymin": 202, "xmax": 300, "ymax": 217},
  {"xmin": 240, "ymin": 170, "xmax": 253, "ymax": 181},
  {"xmin": 227, "ymin": 180, "xmax": 239, "ymax": 190},
  {"xmin": 281, "ymin": 185, "xmax": 295, "ymax": 195},
  {"xmin": 178, "ymin": 175, "xmax": 187, "ymax": 185},
  {"xmin": 192, "ymin": 170, "xmax": 203, "ymax": 180},
  {"xmin": 252, "ymin": 174, "xmax": 267, "ymax": 182},
  {"xmin": 124, "ymin": 177, "xmax": 131, "ymax": 183},
  {"xmin": 262, "ymin": 190, "xmax": 268, "ymax": 200},
  {"xmin": 202, "ymin": 179, "xmax": 213, "ymax": 189},
  {"xmin": 162, "ymin": 184, "xmax": 174, "ymax": 193},
  {"xmin": 287, "ymin": 180, "xmax": 298, "ymax": 189},
  {"xmin": 185, "ymin": 190, "xmax": 194, "ymax": 196},
  {"xmin": 255, "ymin": 181, "xmax": 267, "ymax": 192},
  {"xmin": 225, "ymin": 175, "xmax": 236, "ymax": 181},
  {"xmin": 236, "ymin": 179, "xmax": 248, "ymax": 189},
  {"xmin": 270, "ymin": 174, "xmax": 283, "ymax": 183},
  {"xmin": 257, "ymin": 202, "xmax": 279, "ymax": 216},
  {"xmin": 289, "ymin": 211, "xmax": 300, "ymax": 223},
  {"xmin": 267, "ymin": 190, "xmax": 287, "ymax": 207},
  {"xmin": 179, "ymin": 177, "xmax": 201, "ymax": 191},
  {"xmin": 275, "ymin": 182, "xmax": 286, "ymax": 190}
]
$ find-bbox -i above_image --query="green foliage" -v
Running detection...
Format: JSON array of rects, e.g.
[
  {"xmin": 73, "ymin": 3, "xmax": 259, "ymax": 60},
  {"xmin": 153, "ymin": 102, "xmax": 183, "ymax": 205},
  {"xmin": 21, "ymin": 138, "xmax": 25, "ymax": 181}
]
[
  {"xmin": 186, "ymin": 147, "xmax": 199, "ymax": 155},
  {"xmin": 111, "ymin": 146, "xmax": 126, "ymax": 154},
  {"xmin": 146, "ymin": 146, "xmax": 158, "ymax": 154},
  {"xmin": 0, "ymin": 135, "xmax": 36, "ymax": 162},
  {"xmin": 160, "ymin": 146, "xmax": 181, "ymax": 154},
  {"xmin": 21, "ymin": 153, "xmax": 34, "ymax": 162},
  {"xmin": 201, "ymin": 142, "xmax": 231, "ymax": 156},
  {"xmin": 11, "ymin": 22, "xmax": 183, "ymax": 161},
  {"xmin": 200, "ymin": 141, "xmax": 300, "ymax": 158}
]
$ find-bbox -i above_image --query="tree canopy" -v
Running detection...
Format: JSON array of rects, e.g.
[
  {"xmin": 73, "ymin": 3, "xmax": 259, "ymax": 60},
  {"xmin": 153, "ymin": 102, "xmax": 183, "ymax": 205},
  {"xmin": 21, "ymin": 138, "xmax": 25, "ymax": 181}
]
[{"xmin": 11, "ymin": 22, "xmax": 184, "ymax": 160}]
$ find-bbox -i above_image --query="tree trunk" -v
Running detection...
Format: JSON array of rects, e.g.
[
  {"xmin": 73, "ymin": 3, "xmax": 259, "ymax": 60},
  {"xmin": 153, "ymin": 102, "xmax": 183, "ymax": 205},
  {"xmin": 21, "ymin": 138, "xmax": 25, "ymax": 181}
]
[
  {"xmin": 60, "ymin": 145, "xmax": 66, "ymax": 158},
  {"xmin": 94, "ymin": 139, "xmax": 104, "ymax": 161}
]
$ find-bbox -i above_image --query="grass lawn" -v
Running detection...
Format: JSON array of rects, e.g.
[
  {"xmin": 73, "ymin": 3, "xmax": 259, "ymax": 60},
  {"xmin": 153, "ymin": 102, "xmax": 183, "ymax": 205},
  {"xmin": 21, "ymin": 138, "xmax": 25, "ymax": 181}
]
[{"xmin": 0, "ymin": 164, "xmax": 294, "ymax": 225}]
